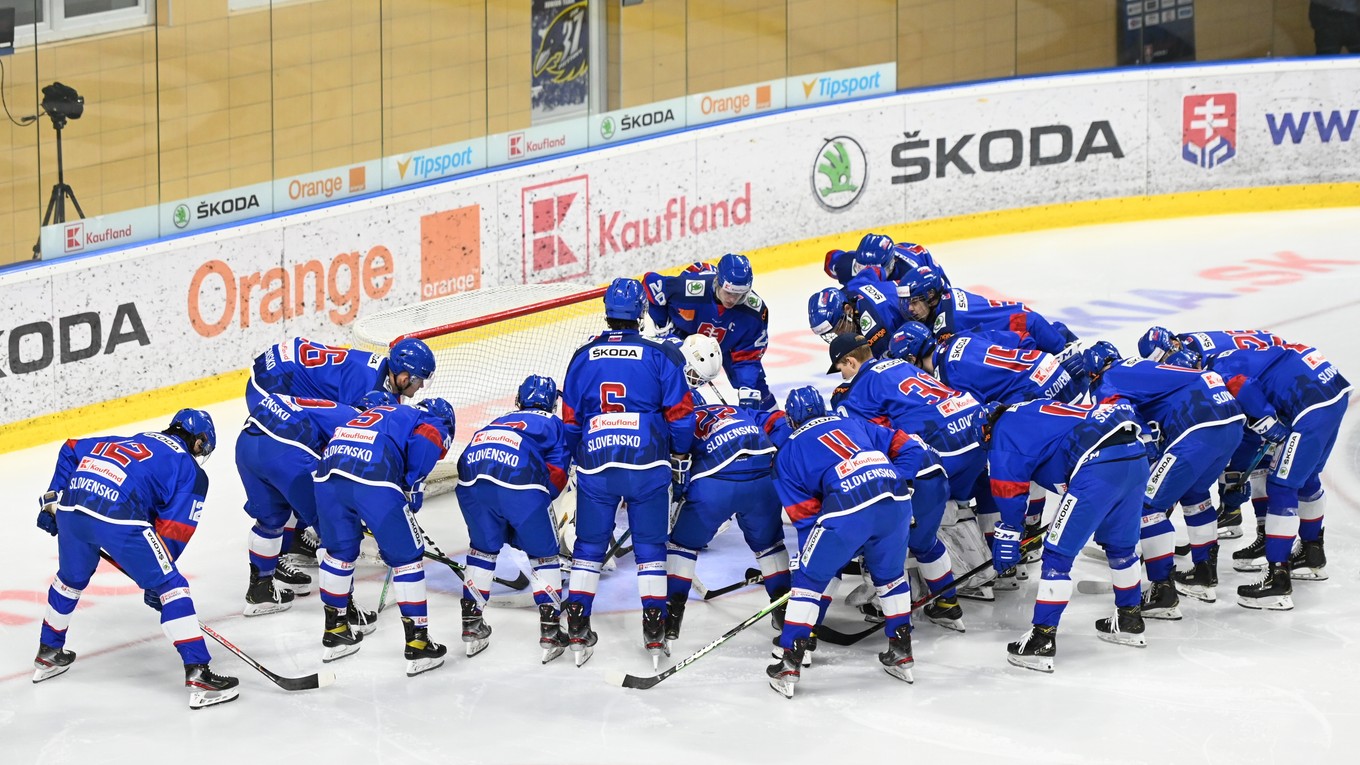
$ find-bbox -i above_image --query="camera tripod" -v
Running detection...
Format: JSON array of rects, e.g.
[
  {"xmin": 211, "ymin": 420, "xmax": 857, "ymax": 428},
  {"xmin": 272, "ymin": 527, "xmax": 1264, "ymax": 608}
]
[{"xmin": 32, "ymin": 120, "xmax": 85, "ymax": 259}]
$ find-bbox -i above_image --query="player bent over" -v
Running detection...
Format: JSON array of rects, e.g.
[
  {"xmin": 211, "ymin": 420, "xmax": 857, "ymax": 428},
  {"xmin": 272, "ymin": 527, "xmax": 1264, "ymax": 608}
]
[
  {"xmin": 235, "ymin": 389, "xmax": 397, "ymax": 618},
  {"xmin": 974, "ymin": 400, "xmax": 1150, "ymax": 672},
  {"xmin": 561, "ymin": 278, "xmax": 696, "ymax": 668},
  {"xmin": 664, "ymin": 336, "xmax": 791, "ymax": 643},
  {"xmin": 768, "ymin": 387, "xmax": 922, "ymax": 698},
  {"xmin": 313, "ymin": 398, "xmax": 455, "ymax": 676},
  {"xmin": 33, "ymin": 410, "xmax": 237, "ymax": 709},
  {"xmin": 455, "ymin": 375, "xmax": 572, "ymax": 663}
]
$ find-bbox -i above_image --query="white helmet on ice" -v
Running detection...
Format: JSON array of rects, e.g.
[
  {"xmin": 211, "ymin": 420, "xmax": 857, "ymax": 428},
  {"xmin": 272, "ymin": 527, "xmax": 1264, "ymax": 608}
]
[{"xmin": 681, "ymin": 334, "xmax": 723, "ymax": 387}]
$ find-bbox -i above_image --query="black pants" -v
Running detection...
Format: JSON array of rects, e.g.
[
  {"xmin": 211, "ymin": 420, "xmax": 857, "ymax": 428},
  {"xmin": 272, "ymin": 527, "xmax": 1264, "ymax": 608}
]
[{"xmin": 1311, "ymin": 4, "xmax": 1360, "ymax": 55}]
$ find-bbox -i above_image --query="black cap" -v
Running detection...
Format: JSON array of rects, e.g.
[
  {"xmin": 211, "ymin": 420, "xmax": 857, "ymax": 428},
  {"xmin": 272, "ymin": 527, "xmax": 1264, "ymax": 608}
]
[{"xmin": 827, "ymin": 333, "xmax": 869, "ymax": 374}]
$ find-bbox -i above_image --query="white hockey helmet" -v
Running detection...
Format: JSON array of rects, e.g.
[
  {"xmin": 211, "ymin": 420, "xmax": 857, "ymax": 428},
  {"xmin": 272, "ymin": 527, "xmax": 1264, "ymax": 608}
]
[{"xmin": 681, "ymin": 334, "xmax": 723, "ymax": 386}]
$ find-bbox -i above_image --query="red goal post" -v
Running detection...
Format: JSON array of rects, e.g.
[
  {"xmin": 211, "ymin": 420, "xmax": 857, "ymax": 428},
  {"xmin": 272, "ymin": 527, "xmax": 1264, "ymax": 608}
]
[{"xmin": 351, "ymin": 283, "xmax": 609, "ymax": 489}]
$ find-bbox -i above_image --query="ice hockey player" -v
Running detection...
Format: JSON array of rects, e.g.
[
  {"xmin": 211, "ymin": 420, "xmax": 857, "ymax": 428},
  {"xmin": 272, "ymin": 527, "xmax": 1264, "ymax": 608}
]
[
  {"xmin": 824, "ymin": 234, "xmax": 951, "ymax": 287},
  {"xmin": 1137, "ymin": 326, "xmax": 1287, "ymax": 539},
  {"xmin": 245, "ymin": 335, "xmax": 436, "ymax": 564},
  {"xmin": 1084, "ymin": 342, "xmax": 1244, "ymax": 615},
  {"xmin": 807, "ymin": 287, "xmax": 857, "ymax": 343},
  {"xmin": 892, "ymin": 322, "xmax": 1082, "ymax": 405},
  {"xmin": 897, "ymin": 264, "xmax": 1076, "ymax": 354},
  {"xmin": 767, "ymin": 386, "xmax": 922, "ymax": 698},
  {"xmin": 312, "ymin": 397, "xmax": 455, "ymax": 676},
  {"xmin": 642, "ymin": 253, "xmax": 774, "ymax": 409},
  {"xmin": 455, "ymin": 375, "xmax": 572, "ymax": 663},
  {"xmin": 235, "ymin": 389, "xmax": 397, "ymax": 619},
  {"xmin": 974, "ymin": 399, "xmax": 1150, "ymax": 672},
  {"xmin": 664, "ymin": 336, "xmax": 791, "ymax": 643},
  {"xmin": 33, "ymin": 409, "xmax": 238, "ymax": 709},
  {"xmin": 561, "ymin": 278, "xmax": 696, "ymax": 667},
  {"xmin": 1204, "ymin": 343, "xmax": 1351, "ymax": 608}
]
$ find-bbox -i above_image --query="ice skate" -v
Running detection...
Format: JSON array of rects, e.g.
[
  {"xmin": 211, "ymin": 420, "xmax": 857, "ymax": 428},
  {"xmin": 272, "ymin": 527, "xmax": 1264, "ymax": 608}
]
[
  {"xmin": 32, "ymin": 643, "xmax": 75, "ymax": 683},
  {"xmin": 1237, "ymin": 561, "xmax": 1294, "ymax": 611},
  {"xmin": 1006, "ymin": 625, "xmax": 1056, "ymax": 673},
  {"xmin": 1216, "ymin": 503, "xmax": 1243, "ymax": 539},
  {"xmin": 1173, "ymin": 561, "xmax": 1217, "ymax": 604},
  {"xmin": 957, "ymin": 580, "xmax": 995, "ymax": 602},
  {"xmin": 243, "ymin": 563, "xmax": 294, "ymax": 617},
  {"xmin": 878, "ymin": 624, "xmax": 915, "ymax": 683},
  {"xmin": 923, "ymin": 598, "xmax": 966, "ymax": 632},
  {"xmin": 347, "ymin": 597, "xmax": 378, "ymax": 635},
  {"xmin": 460, "ymin": 598, "xmax": 492, "ymax": 657},
  {"xmin": 403, "ymin": 617, "xmax": 448, "ymax": 676},
  {"xmin": 273, "ymin": 556, "xmax": 313, "ymax": 596},
  {"xmin": 539, "ymin": 604, "xmax": 569, "ymax": 664},
  {"xmin": 766, "ymin": 638, "xmax": 809, "ymax": 699},
  {"xmin": 185, "ymin": 664, "xmax": 239, "ymax": 709},
  {"xmin": 284, "ymin": 526, "xmax": 320, "ymax": 567},
  {"xmin": 1142, "ymin": 579, "xmax": 1185, "ymax": 618},
  {"xmin": 321, "ymin": 604, "xmax": 363, "ymax": 662},
  {"xmin": 1289, "ymin": 532, "xmax": 1328, "ymax": 581},
  {"xmin": 992, "ymin": 566, "xmax": 1021, "ymax": 591},
  {"xmin": 1095, "ymin": 605, "xmax": 1147, "ymax": 648},
  {"xmin": 1232, "ymin": 524, "xmax": 1267, "ymax": 572},
  {"xmin": 858, "ymin": 601, "xmax": 886, "ymax": 623},
  {"xmin": 664, "ymin": 595, "xmax": 686, "ymax": 642},
  {"xmin": 565, "ymin": 602, "xmax": 598, "ymax": 668},
  {"xmin": 642, "ymin": 606, "xmax": 669, "ymax": 669},
  {"xmin": 771, "ymin": 634, "xmax": 814, "ymax": 666}
]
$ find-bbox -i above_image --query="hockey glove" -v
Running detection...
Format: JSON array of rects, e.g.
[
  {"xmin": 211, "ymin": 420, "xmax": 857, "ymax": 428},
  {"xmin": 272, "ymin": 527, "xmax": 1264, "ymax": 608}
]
[
  {"xmin": 737, "ymin": 387, "xmax": 763, "ymax": 410},
  {"xmin": 670, "ymin": 452, "xmax": 691, "ymax": 494},
  {"xmin": 991, "ymin": 523, "xmax": 1022, "ymax": 574},
  {"xmin": 408, "ymin": 481, "xmax": 426, "ymax": 514},
  {"xmin": 1249, "ymin": 415, "xmax": 1289, "ymax": 444},
  {"xmin": 143, "ymin": 590, "xmax": 162, "ymax": 612},
  {"xmin": 1219, "ymin": 471, "xmax": 1250, "ymax": 508},
  {"xmin": 36, "ymin": 491, "xmax": 60, "ymax": 536}
]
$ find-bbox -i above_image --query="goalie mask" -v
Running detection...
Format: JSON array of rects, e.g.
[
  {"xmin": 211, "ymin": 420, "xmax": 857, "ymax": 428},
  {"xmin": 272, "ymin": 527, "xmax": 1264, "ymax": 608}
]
[{"xmin": 680, "ymin": 334, "xmax": 723, "ymax": 387}]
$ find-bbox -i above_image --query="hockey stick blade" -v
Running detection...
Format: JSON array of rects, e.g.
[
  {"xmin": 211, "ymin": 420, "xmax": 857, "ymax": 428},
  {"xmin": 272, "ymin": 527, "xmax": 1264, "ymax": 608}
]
[
  {"xmin": 97, "ymin": 551, "xmax": 331, "ymax": 692},
  {"xmin": 1076, "ymin": 580, "xmax": 1113, "ymax": 595},
  {"xmin": 700, "ymin": 568, "xmax": 762, "ymax": 600},
  {"xmin": 493, "ymin": 571, "xmax": 531, "ymax": 590},
  {"xmin": 813, "ymin": 621, "xmax": 881, "ymax": 647},
  {"xmin": 607, "ymin": 591, "xmax": 792, "ymax": 690}
]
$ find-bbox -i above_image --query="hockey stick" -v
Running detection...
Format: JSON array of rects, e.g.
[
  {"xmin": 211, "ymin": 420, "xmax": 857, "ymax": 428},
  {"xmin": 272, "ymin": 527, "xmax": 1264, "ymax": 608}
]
[
  {"xmin": 97, "ymin": 551, "xmax": 334, "ymax": 692},
  {"xmin": 377, "ymin": 566, "xmax": 394, "ymax": 614},
  {"xmin": 695, "ymin": 567, "xmax": 762, "ymax": 600},
  {"xmin": 1226, "ymin": 441, "xmax": 1274, "ymax": 496},
  {"xmin": 815, "ymin": 526, "xmax": 1050, "ymax": 647},
  {"xmin": 602, "ymin": 528, "xmax": 633, "ymax": 567},
  {"xmin": 606, "ymin": 591, "xmax": 792, "ymax": 690},
  {"xmin": 363, "ymin": 528, "xmax": 534, "ymax": 609}
]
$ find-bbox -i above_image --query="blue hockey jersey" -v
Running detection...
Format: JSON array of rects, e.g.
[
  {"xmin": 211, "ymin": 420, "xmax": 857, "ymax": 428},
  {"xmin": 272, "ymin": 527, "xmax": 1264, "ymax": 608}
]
[
  {"xmin": 46, "ymin": 432, "xmax": 208, "ymax": 559},
  {"xmin": 933, "ymin": 332, "xmax": 1077, "ymax": 405},
  {"xmin": 773, "ymin": 414, "xmax": 922, "ymax": 528},
  {"xmin": 845, "ymin": 271, "xmax": 908, "ymax": 357},
  {"xmin": 1177, "ymin": 329, "xmax": 1285, "ymax": 361},
  {"xmin": 1092, "ymin": 358, "xmax": 1244, "ymax": 448},
  {"xmin": 824, "ymin": 243, "xmax": 951, "ymax": 287},
  {"xmin": 315, "ymin": 404, "xmax": 450, "ymax": 496},
  {"xmin": 245, "ymin": 393, "xmax": 361, "ymax": 458},
  {"xmin": 689, "ymin": 404, "xmax": 779, "ymax": 480},
  {"xmin": 931, "ymin": 288, "xmax": 1071, "ymax": 354},
  {"xmin": 986, "ymin": 400, "xmax": 1144, "ymax": 528},
  {"xmin": 248, "ymin": 337, "xmax": 387, "ymax": 409},
  {"xmin": 456, "ymin": 408, "xmax": 571, "ymax": 498},
  {"xmin": 835, "ymin": 357, "xmax": 983, "ymax": 458},
  {"xmin": 561, "ymin": 329, "xmax": 696, "ymax": 473},
  {"xmin": 1206, "ymin": 345, "xmax": 1352, "ymax": 425},
  {"xmin": 641, "ymin": 270, "xmax": 770, "ymax": 394}
]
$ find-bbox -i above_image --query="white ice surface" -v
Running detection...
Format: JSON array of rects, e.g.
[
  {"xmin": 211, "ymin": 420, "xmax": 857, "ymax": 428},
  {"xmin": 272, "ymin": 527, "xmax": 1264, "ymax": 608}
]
[{"xmin": 3, "ymin": 208, "xmax": 1359, "ymax": 764}]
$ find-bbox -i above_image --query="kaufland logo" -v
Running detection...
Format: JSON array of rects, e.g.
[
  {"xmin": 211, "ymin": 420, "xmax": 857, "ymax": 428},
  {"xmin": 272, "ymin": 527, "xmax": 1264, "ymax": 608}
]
[
  {"xmin": 63, "ymin": 221, "xmax": 134, "ymax": 253},
  {"xmin": 1182, "ymin": 93, "xmax": 1237, "ymax": 169},
  {"xmin": 509, "ymin": 132, "xmax": 567, "ymax": 159},
  {"xmin": 598, "ymin": 183, "xmax": 753, "ymax": 255},
  {"xmin": 522, "ymin": 175, "xmax": 589, "ymax": 283}
]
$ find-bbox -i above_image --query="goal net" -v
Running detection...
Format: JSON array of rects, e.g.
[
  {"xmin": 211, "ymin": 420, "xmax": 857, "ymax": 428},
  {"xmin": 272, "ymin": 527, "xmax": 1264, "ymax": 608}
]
[{"xmin": 351, "ymin": 283, "xmax": 609, "ymax": 489}]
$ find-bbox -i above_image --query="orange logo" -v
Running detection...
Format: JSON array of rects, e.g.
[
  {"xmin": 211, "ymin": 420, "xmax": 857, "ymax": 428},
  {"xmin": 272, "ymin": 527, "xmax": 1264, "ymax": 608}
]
[
  {"xmin": 420, "ymin": 205, "xmax": 481, "ymax": 301},
  {"xmin": 349, "ymin": 166, "xmax": 367, "ymax": 193},
  {"xmin": 756, "ymin": 85, "xmax": 771, "ymax": 109}
]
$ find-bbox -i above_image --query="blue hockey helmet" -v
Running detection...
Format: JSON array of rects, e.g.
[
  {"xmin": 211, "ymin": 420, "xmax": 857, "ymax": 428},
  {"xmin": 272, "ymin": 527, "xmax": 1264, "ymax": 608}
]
[
  {"xmin": 516, "ymin": 374, "xmax": 560, "ymax": 412},
  {"xmin": 824, "ymin": 249, "xmax": 848, "ymax": 280},
  {"xmin": 603, "ymin": 278, "xmax": 646, "ymax": 321},
  {"xmin": 356, "ymin": 389, "xmax": 399, "ymax": 410},
  {"xmin": 887, "ymin": 321, "xmax": 934, "ymax": 363},
  {"xmin": 808, "ymin": 288, "xmax": 850, "ymax": 341},
  {"xmin": 854, "ymin": 233, "xmax": 896, "ymax": 272},
  {"xmin": 389, "ymin": 337, "xmax": 436, "ymax": 381},
  {"xmin": 716, "ymin": 253, "xmax": 754, "ymax": 294},
  {"xmin": 784, "ymin": 386, "xmax": 828, "ymax": 428},
  {"xmin": 896, "ymin": 264, "xmax": 945, "ymax": 303},
  {"xmin": 1082, "ymin": 340, "xmax": 1122, "ymax": 380},
  {"xmin": 1137, "ymin": 326, "xmax": 1178, "ymax": 361},
  {"xmin": 168, "ymin": 408, "xmax": 216, "ymax": 459},
  {"xmin": 1162, "ymin": 348, "xmax": 1202, "ymax": 370},
  {"xmin": 967, "ymin": 402, "xmax": 1009, "ymax": 447},
  {"xmin": 416, "ymin": 397, "xmax": 456, "ymax": 434}
]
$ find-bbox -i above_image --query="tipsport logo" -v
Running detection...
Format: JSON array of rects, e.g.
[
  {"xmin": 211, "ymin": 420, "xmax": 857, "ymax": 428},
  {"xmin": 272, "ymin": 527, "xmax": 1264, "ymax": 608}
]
[{"xmin": 1182, "ymin": 93, "xmax": 1237, "ymax": 169}]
